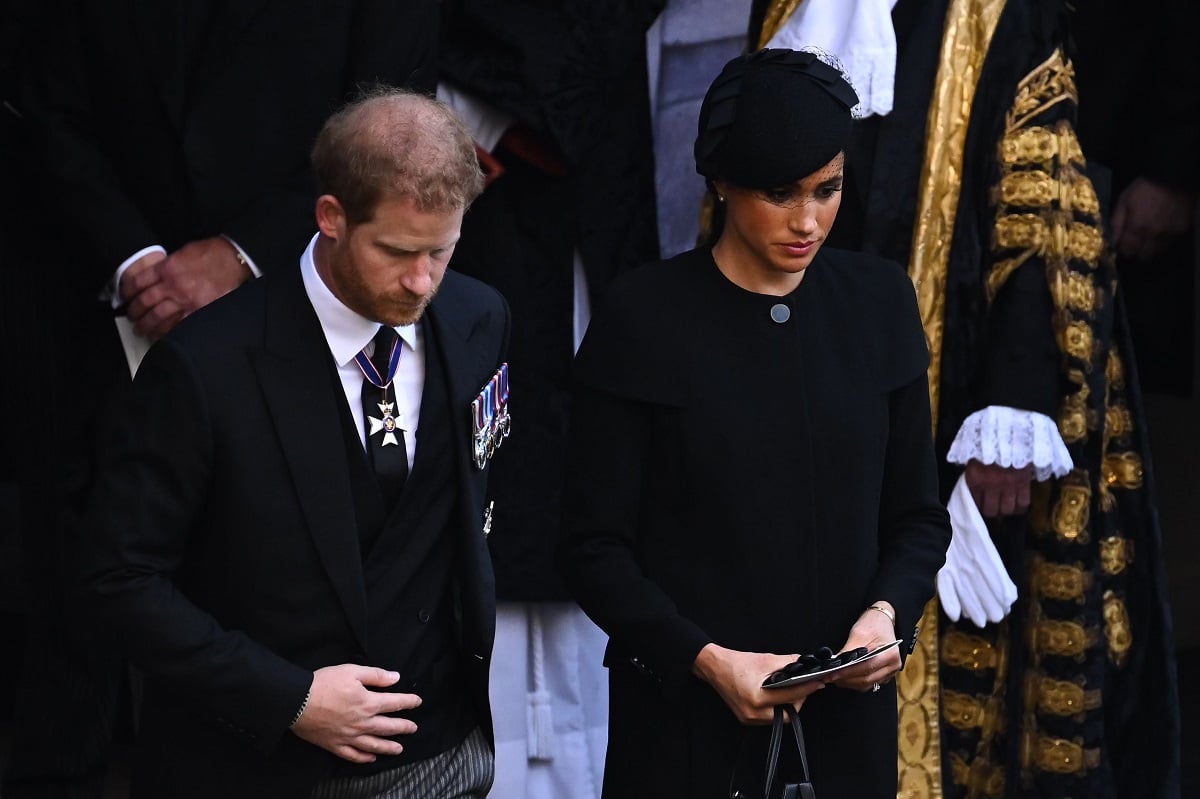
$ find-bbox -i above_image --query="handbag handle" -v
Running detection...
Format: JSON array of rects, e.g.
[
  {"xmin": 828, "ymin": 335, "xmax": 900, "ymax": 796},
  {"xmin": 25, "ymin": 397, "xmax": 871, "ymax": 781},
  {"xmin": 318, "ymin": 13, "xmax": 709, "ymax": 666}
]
[{"xmin": 764, "ymin": 705, "xmax": 816, "ymax": 799}]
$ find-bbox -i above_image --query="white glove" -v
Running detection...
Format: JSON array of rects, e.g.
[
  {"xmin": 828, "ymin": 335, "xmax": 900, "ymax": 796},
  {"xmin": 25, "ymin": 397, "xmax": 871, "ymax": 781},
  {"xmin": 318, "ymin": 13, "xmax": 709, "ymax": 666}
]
[{"xmin": 937, "ymin": 474, "xmax": 1018, "ymax": 627}]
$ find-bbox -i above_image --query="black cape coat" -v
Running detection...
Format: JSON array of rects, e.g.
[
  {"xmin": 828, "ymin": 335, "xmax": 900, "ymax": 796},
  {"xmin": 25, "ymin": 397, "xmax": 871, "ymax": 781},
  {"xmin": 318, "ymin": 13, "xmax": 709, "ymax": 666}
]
[{"xmin": 558, "ymin": 247, "xmax": 951, "ymax": 798}]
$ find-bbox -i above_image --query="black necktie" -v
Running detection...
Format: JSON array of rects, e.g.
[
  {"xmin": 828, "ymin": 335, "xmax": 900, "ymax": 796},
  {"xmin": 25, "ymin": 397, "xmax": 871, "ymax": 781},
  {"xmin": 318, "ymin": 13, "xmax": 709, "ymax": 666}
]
[{"xmin": 360, "ymin": 326, "xmax": 408, "ymax": 504}]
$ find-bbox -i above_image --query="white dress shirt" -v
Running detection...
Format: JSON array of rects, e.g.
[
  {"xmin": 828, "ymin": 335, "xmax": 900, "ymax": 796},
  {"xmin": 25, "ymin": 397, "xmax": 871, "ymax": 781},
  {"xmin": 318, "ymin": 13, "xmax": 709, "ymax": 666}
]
[{"xmin": 299, "ymin": 234, "xmax": 422, "ymax": 470}]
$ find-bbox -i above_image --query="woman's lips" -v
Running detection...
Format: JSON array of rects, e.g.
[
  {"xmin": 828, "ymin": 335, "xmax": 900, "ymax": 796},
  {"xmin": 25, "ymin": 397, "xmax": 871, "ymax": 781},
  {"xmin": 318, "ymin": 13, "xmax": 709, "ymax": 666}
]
[{"xmin": 779, "ymin": 240, "xmax": 816, "ymax": 256}]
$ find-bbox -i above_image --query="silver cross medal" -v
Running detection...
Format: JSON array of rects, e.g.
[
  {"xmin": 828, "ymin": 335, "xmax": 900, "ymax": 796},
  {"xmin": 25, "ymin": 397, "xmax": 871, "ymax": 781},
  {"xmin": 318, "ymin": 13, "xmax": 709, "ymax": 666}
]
[{"xmin": 368, "ymin": 400, "xmax": 403, "ymax": 446}]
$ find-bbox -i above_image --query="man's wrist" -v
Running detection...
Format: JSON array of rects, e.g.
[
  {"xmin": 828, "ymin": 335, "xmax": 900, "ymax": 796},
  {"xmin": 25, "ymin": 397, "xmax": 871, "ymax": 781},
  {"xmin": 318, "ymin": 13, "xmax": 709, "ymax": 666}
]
[
  {"xmin": 220, "ymin": 234, "xmax": 261, "ymax": 278},
  {"xmin": 289, "ymin": 689, "xmax": 310, "ymax": 729}
]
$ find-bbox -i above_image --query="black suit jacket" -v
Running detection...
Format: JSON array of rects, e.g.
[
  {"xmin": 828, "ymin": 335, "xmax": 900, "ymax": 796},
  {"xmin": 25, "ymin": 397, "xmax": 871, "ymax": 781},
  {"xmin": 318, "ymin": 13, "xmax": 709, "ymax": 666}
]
[
  {"xmin": 77, "ymin": 262, "xmax": 508, "ymax": 797},
  {"xmin": 25, "ymin": 0, "xmax": 437, "ymax": 295}
]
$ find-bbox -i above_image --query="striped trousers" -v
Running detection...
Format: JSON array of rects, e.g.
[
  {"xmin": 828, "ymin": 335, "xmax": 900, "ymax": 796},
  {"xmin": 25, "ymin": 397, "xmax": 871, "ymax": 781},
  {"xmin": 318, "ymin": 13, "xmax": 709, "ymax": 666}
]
[{"xmin": 310, "ymin": 727, "xmax": 493, "ymax": 799}]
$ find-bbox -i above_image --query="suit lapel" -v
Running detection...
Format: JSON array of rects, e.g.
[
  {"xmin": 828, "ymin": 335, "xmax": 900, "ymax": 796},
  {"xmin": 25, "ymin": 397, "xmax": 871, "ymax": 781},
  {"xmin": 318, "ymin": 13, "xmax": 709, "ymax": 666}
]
[
  {"xmin": 425, "ymin": 275, "xmax": 498, "ymax": 661},
  {"xmin": 426, "ymin": 275, "xmax": 495, "ymax": 472},
  {"xmin": 249, "ymin": 266, "xmax": 369, "ymax": 650}
]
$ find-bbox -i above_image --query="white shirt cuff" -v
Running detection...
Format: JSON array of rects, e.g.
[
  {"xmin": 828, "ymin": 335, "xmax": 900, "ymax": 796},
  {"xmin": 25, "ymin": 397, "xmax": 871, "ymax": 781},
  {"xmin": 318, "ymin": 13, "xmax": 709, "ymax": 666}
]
[
  {"xmin": 106, "ymin": 245, "xmax": 167, "ymax": 308},
  {"xmin": 436, "ymin": 82, "xmax": 514, "ymax": 153},
  {"xmin": 221, "ymin": 235, "xmax": 262, "ymax": 278}
]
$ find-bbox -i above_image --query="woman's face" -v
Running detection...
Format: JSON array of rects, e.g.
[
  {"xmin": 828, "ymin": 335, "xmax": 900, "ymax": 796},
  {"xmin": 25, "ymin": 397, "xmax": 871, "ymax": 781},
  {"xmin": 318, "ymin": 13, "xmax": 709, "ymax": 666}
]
[{"xmin": 712, "ymin": 152, "xmax": 844, "ymax": 294}]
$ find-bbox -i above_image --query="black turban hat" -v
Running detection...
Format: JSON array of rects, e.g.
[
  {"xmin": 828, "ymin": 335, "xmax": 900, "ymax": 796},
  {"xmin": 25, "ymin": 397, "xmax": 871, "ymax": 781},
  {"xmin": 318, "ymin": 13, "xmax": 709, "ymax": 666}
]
[{"xmin": 694, "ymin": 48, "xmax": 859, "ymax": 189}]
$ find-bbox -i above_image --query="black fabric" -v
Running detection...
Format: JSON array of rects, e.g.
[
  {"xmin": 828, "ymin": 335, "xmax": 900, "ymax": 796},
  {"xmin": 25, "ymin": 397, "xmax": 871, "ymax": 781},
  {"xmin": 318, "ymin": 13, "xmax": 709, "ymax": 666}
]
[
  {"xmin": 826, "ymin": 1, "xmax": 1181, "ymax": 796},
  {"xmin": 341, "ymin": 320, "xmax": 476, "ymax": 773},
  {"xmin": 695, "ymin": 49, "xmax": 858, "ymax": 189},
  {"xmin": 450, "ymin": 154, "xmax": 575, "ymax": 599},
  {"xmin": 438, "ymin": 0, "xmax": 663, "ymax": 599},
  {"xmin": 361, "ymin": 327, "xmax": 408, "ymax": 507},
  {"xmin": 559, "ymin": 247, "xmax": 949, "ymax": 797}
]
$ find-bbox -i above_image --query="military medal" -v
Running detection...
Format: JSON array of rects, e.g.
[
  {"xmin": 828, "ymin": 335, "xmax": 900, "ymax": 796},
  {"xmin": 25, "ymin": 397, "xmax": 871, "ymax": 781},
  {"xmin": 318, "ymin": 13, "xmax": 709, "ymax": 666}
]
[
  {"xmin": 355, "ymin": 330, "xmax": 405, "ymax": 447},
  {"xmin": 368, "ymin": 400, "xmax": 402, "ymax": 447},
  {"xmin": 471, "ymin": 363, "xmax": 511, "ymax": 470},
  {"xmin": 494, "ymin": 363, "xmax": 511, "ymax": 443}
]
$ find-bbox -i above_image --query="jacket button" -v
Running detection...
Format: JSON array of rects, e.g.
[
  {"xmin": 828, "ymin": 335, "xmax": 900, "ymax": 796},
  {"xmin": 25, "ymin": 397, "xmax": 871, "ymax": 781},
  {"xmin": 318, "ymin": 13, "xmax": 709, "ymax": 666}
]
[{"xmin": 417, "ymin": 609, "xmax": 431, "ymax": 623}]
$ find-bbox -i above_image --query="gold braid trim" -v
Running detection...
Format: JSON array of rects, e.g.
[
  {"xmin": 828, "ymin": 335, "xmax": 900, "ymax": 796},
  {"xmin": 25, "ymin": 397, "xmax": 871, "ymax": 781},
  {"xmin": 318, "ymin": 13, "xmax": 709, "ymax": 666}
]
[
  {"xmin": 1030, "ymin": 556, "xmax": 1090, "ymax": 602},
  {"xmin": 1102, "ymin": 452, "xmax": 1145, "ymax": 490},
  {"xmin": 756, "ymin": 0, "xmax": 806, "ymax": 48},
  {"xmin": 1099, "ymin": 536, "xmax": 1135, "ymax": 576},
  {"xmin": 1102, "ymin": 590, "xmax": 1133, "ymax": 666},
  {"xmin": 1029, "ymin": 674, "xmax": 1103, "ymax": 718},
  {"xmin": 902, "ymin": 3, "xmax": 1007, "ymax": 797},
  {"xmin": 1008, "ymin": 50, "xmax": 1078, "ymax": 130},
  {"xmin": 1051, "ymin": 472, "xmax": 1091, "ymax": 543},
  {"xmin": 1024, "ymin": 734, "xmax": 1102, "ymax": 775}
]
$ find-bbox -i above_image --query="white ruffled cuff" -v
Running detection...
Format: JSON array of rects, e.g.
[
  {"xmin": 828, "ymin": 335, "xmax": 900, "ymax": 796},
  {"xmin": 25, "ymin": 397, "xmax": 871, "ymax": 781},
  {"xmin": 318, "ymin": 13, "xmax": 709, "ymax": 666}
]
[{"xmin": 946, "ymin": 406, "xmax": 1073, "ymax": 481}]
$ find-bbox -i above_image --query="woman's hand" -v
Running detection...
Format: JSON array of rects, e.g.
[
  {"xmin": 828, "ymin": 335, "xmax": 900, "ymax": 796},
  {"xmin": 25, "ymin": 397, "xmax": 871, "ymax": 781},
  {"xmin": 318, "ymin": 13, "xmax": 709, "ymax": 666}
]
[
  {"xmin": 825, "ymin": 602, "xmax": 901, "ymax": 692},
  {"xmin": 692, "ymin": 643, "xmax": 825, "ymax": 724}
]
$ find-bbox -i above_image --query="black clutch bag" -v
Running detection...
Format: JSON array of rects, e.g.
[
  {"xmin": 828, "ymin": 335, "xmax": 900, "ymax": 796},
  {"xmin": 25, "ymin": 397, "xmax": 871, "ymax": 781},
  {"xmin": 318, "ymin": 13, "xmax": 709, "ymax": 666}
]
[{"xmin": 730, "ymin": 705, "xmax": 816, "ymax": 799}]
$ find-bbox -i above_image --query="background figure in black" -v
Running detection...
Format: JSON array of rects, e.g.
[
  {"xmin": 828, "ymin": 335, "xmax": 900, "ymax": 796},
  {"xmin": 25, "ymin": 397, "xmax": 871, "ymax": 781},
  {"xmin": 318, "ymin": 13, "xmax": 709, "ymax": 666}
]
[
  {"xmin": 747, "ymin": 0, "xmax": 1182, "ymax": 796},
  {"xmin": 3, "ymin": 2, "xmax": 436, "ymax": 795},
  {"xmin": 436, "ymin": 2, "xmax": 664, "ymax": 794},
  {"xmin": 1072, "ymin": 0, "xmax": 1199, "ymax": 398}
]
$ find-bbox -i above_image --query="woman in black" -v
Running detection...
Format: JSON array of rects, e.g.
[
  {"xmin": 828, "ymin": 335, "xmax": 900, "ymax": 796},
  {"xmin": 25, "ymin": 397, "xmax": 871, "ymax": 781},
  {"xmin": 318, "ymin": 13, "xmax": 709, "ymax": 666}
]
[{"xmin": 557, "ymin": 49, "xmax": 951, "ymax": 798}]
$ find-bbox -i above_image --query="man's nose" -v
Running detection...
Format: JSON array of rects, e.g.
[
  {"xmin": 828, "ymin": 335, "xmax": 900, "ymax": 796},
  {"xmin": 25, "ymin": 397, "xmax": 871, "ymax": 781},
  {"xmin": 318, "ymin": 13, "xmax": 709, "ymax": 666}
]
[{"xmin": 401, "ymin": 255, "xmax": 433, "ymax": 295}]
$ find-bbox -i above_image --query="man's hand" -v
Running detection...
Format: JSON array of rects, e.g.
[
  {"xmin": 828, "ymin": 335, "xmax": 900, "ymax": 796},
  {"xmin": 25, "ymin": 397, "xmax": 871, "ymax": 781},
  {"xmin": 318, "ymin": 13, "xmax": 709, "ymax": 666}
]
[
  {"xmin": 824, "ymin": 602, "xmax": 900, "ymax": 692},
  {"xmin": 118, "ymin": 249, "xmax": 168, "ymax": 306},
  {"xmin": 1111, "ymin": 177, "xmax": 1197, "ymax": 261},
  {"xmin": 964, "ymin": 460, "xmax": 1033, "ymax": 518},
  {"xmin": 290, "ymin": 664, "xmax": 422, "ymax": 764},
  {"xmin": 692, "ymin": 643, "xmax": 825, "ymax": 725},
  {"xmin": 122, "ymin": 236, "xmax": 253, "ymax": 339}
]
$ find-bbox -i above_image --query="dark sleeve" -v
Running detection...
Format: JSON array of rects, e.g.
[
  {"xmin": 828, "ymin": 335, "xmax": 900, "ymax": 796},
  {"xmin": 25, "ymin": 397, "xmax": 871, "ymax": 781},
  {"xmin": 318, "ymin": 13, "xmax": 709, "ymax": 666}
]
[
  {"xmin": 974, "ymin": 259, "xmax": 1061, "ymax": 416},
  {"xmin": 22, "ymin": 0, "xmax": 162, "ymax": 289},
  {"xmin": 557, "ymin": 282, "xmax": 708, "ymax": 698},
  {"xmin": 867, "ymin": 369, "xmax": 952, "ymax": 655},
  {"xmin": 556, "ymin": 384, "xmax": 713, "ymax": 699},
  {"xmin": 75, "ymin": 338, "xmax": 311, "ymax": 753}
]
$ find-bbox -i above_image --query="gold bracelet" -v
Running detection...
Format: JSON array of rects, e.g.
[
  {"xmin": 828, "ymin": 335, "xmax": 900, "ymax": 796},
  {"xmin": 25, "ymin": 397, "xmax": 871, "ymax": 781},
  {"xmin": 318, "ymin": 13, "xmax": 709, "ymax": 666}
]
[{"xmin": 867, "ymin": 604, "xmax": 896, "ymax": 626}]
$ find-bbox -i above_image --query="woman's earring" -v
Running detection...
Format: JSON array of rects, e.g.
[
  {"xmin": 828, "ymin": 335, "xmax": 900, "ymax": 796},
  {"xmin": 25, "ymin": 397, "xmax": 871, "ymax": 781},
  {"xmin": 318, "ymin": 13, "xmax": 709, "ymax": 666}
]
[{"xmin": 717, "ymin": 194, "xmax": 725, "ymax": 202}]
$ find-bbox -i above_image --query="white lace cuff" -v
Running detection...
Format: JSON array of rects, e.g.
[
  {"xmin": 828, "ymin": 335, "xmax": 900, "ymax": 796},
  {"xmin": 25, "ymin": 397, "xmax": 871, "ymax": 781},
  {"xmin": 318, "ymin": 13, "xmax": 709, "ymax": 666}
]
[{"xmin": 947, "ymin": 406, "xmax": 1073, "ymax": 481}]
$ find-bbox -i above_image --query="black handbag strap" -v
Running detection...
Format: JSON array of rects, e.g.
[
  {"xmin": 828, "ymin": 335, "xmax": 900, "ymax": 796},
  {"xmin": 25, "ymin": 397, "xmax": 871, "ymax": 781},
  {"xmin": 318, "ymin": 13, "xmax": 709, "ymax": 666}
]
[{"xmin": 764, "ymin": 705, "xmax": 815, "ymax": 799}]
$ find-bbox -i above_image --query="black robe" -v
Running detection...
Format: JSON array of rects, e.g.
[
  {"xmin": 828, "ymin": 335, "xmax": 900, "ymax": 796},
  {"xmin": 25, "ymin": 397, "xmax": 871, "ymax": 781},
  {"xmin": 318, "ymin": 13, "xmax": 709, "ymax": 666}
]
[
  {"xmin": 805, "ymin": 1, "xmax": 1181, "ymax": 796},
  {"xmin": 558, "ymin": 246, "xmax": 950, "ymax": 798}
]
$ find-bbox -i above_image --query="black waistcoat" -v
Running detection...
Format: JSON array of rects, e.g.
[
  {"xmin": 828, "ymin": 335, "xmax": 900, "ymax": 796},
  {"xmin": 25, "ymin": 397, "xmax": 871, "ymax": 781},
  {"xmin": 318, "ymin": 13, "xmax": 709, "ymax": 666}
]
[{"xmin": 336, "ymin": 319, "xmax": 476, "ymax": 772}]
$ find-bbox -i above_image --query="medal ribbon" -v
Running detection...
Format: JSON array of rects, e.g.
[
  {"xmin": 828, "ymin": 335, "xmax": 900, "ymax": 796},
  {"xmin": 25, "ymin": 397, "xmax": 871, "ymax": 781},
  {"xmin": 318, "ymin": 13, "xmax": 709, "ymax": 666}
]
[{"xmin": 353, "ymin": 329, "xmax": 402, "ymax": 389}]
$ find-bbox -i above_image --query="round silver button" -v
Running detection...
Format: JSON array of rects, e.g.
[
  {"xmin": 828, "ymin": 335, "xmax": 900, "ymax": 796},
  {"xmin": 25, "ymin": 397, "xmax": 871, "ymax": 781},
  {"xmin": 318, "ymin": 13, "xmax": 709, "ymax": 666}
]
[{"xmin": 769, "ymin": 303, "xmax": 791, "ymax": 324}]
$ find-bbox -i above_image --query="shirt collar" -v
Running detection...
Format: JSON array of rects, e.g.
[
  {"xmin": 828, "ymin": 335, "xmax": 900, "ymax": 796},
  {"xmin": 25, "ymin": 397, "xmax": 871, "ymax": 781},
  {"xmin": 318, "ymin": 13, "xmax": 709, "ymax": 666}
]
[{"xmin": 299, "ymin": 234, "xmax": 419, "ymax": 366}]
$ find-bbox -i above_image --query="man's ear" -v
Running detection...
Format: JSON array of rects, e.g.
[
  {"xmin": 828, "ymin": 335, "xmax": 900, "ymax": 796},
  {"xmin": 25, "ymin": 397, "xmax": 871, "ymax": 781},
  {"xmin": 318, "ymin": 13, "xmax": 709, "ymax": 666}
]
[{"xmin": 315, "ymin": 195, "xmax": 347, "ymax": 241}]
